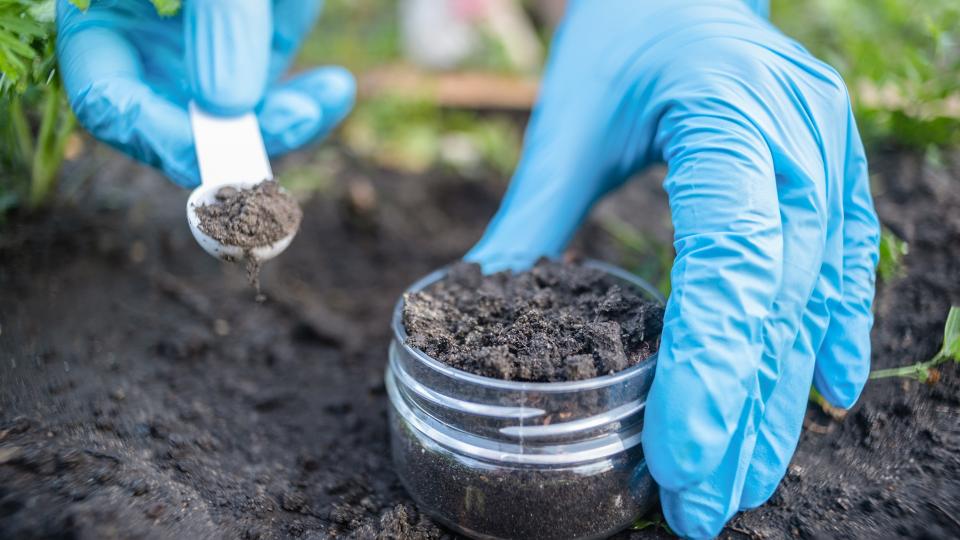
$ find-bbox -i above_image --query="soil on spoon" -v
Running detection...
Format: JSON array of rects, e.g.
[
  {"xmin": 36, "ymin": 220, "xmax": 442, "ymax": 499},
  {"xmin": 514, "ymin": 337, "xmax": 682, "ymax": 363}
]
[
  {"xmin": 402, "ymin": 259, "xmax": 664, "ymax": 382},
  {"xmin": 195, "ymin": 180, "xmax": 302, "ymax": 296}
]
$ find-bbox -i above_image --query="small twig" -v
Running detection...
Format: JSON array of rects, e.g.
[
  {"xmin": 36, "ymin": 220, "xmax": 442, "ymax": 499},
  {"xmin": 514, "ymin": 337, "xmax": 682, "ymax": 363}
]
[
  {"xmin": 83, "ymin": 448, "xmax": 121, "ymax": 463},
  {"xmin": 929, "ymin": 501, "xmax": 960, "ymax": 531},
  {"xmin": 803, "ymin": 416, "xmax": 833, "ymax": 434},
  {"xmin": 728, "ymin": 524, "xmax": 763, "ymax": 539}
]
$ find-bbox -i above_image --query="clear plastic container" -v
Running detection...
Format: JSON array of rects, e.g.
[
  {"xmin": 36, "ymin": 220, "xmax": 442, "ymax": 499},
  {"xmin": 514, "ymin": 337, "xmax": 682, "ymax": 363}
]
[{"xmin": 386, "ymin": 261, "xmax": 662, "ymax": 540}]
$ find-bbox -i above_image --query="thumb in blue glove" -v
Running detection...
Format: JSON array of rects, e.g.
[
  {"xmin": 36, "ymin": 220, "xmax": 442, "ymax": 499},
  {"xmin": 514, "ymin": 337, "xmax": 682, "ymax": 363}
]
[
  {"xmin": 466, "ymin": 1, "xmax": 879, "ymax": 537},
  {"xmin": 56, "ymin": 0, "xmax": 355, "ymax": 187}
]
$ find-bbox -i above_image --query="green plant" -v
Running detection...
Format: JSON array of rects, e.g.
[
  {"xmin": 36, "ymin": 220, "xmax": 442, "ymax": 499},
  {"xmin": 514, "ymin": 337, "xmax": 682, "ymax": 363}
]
[
  {"xmin": 877, "ymin": 227, "xmax": 909, "ymax": 283},
  {"xmin": 599, "ymin": 214, "xmax": 673, "ymax": 297},
  {"xmin": 870, "ymin": 306, "xmax": 960, "ymax": 382},
  {"xmin": 771, "ymin": 0, "xmax": 960, "ymax": 149},
  {"xmin": 0, "ymin": 0, "xmax": 179, "ymax": 217},
  {"xmin": 0, "ymin": 0, "xmax": 73, "ymax": 214},
  {"xmin": 67, "ymin": 0, "xmax": 181, "ymax": 15},
  {"xmin": 632, "ymin": 510, "xmax": 674, "ymax": 535}
]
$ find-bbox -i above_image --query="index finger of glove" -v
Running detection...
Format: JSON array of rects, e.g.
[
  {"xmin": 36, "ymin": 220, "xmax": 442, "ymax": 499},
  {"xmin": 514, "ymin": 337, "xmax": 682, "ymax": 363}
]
[
  {"xmin": 642, "ymin": 98, "xmax": 782, "ymax": 492},
  {"xmin": 813, "ymin": 110, "xmax": 880, "ymax": 407},
  {"xmin": 269, "ymin": 0, "xmax": 324, "ymax": 81},
  {"xmin": 184, "ymin": 0, "xmax": 272, "ymax": 115}
]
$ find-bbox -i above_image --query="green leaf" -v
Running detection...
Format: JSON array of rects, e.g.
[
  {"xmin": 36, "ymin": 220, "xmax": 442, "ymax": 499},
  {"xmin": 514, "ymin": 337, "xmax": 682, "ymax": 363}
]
[
  {"xmin": 0, "ymin": 29, "xmax": 37, "ymax": 58},
  {"xmin": 66, "ymin": 0, "xmax": 179, "ymax": 15},
  {"xmin": 877, "ymin": 227, "xmax": 908, "ymax": 283},
  {"xmin": 940, "ymin": 306, "xmax": 960, "ymax": 361},
  {"xmin": 150, "ymin": 0, "xmax": 182, "ymax": 16},
  {"xmin": 632, "ymin": 518, "xmax": 657, "ymax": 531},
  {"xmin": 0, "ymin": 43, "xmax": 28, "ymax": 81},
  {"xmin": 0, "ymin": 15, "xmax": 46, "ymax": 38}
]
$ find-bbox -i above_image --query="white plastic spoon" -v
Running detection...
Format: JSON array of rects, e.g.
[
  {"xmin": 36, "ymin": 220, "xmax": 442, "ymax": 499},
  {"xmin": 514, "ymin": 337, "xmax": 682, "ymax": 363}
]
[{"xmin": 186, "ymin": 102, "xmax": 296, "ymax": 262}]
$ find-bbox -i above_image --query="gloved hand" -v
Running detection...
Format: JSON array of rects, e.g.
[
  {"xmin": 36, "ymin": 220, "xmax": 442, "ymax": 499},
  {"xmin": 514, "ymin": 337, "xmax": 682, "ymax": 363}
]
[
  {"xmin": 466, "ymin": 0, "xmax": 880, "ymax": 537},
  {"xmin": 56, "ymin": 0, "xmax": 355, "ymax": 187}
]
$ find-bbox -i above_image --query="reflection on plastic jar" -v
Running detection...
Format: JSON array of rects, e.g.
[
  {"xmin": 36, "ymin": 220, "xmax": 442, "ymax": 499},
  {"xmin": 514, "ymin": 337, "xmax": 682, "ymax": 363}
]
[{"xmin": 387, "ymin": 261, "xmax": 662, "ymax": 540}]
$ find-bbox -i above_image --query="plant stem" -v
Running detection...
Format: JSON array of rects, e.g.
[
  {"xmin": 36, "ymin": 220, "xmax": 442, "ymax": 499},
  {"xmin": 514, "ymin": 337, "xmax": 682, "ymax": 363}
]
[
  {"xmin": 869, "ymin": 352, "xmax": 945, "ymax": 381},
  {"xmin": 9, "ymin": 93, "xmax": 33, "ymax": 167},
  {"xmin": 870, "ymin": 307, "xmax": 960, "ymax": 382},
  {"xmin": 29, "ymin": 79, "xmax": 69, "ymax": 209}
]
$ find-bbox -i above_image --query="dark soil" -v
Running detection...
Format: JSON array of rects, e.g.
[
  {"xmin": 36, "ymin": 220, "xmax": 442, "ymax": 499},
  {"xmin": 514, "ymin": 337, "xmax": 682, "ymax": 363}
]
[
  {"xmin": 1, "ymin": 145, "xmax": 959, "ymax": 539},
  {"xmin": 392, "ymin": 418, "xmax": 655, "ymax": 540},
  {"xmin": 196, "ymin": 180, "xmax": 302, "ymax": 250},
  {"xmin": 402, "ymin": 260, "xmax": 663, "ymax": 382}
]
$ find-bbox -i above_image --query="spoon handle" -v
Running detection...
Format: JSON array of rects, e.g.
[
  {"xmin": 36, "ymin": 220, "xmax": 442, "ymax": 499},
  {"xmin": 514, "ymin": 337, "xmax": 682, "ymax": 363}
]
[{"xmin": 189, "ymin": 101, "xmax": 273, "ymax": 188}]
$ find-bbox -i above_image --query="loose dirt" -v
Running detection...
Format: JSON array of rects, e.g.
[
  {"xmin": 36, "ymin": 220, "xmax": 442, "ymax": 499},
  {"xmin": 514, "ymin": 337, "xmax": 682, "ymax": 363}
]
[
  {"xmin": 403, "ymin": 259, "xmax": 663, "ymax": 382},
  {"xmin": 196, "ymin": 181, "xmax": 302, "ymax": 250},
  {"xmin": 195, "ymin": 180, "xmax": 302, "ymax": 295},
  {"xmin": 1, "ymin": 148, "xmax": 958, "ymax": 539}
]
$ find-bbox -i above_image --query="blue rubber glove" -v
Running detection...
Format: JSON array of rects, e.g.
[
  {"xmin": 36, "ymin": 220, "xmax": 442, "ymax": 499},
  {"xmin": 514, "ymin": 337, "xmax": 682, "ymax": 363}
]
[
  {"xmin": 466, "ymin": 1, "xmax": 880, "ymax": 537},
  {"xmin": 56, "ymin": 0, "xmax": 355, "ymax": 187}
]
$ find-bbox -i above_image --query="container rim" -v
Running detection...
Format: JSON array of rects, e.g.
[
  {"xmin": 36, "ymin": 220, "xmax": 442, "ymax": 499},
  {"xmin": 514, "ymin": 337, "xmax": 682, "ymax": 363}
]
[{"xmin": 391, "ymin": 259, "xmax": 664, "ymax": 393}]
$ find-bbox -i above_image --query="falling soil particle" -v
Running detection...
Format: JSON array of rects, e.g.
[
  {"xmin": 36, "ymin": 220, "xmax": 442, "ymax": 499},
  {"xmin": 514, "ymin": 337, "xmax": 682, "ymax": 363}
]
[
  {"xmin": 402, "ymin": 259, "xmax": 663, "ymax": 382},
  {"xmin": 195, "ymin": 180, "xmax": 302, "ymax": 296}
]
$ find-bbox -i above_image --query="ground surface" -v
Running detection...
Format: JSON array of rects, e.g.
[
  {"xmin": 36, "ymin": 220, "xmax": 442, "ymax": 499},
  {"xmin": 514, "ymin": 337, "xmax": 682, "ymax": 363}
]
[{"xmin": 1, "ymin": 146, "xmax": 958, "ymax": 539}]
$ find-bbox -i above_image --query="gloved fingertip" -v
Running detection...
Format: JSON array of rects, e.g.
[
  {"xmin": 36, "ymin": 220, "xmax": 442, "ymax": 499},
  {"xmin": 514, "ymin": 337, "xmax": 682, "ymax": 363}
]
[
  {"xmin": 814, "ymin": 326, "xmax": 870, "ymax": 409},
  {"xmin": 739, "ymin": 480, "xmax": 778, "ymax": 510},
  {"xmin": 185, "ymin": 0, "xmax": 272, "ymax": 115},
  {"xmin": 259, "ymin": 66, "xmax": 357, "ymax": 155},
  {"xmin": 813, "ymin": 371, "xmax": 864, "ymax": 409},
  {"xmin": 297, "ymin": 66, "xmax": 357, "ymax": 125},
  {"xmin": 462, "ymin": 248, "xmax": 545, "ymax": 274},
  {"xmin": 260, "ymin": 89, "xmax": 323, "ymax": 154},
  {"xmin": 165, "ymin": 163, "xmax": 201, "ymax": 189},
  {"xmin": 643, "ymin": 428, "xmax": 714, "ymax": 491},
  {"xmin": 660, "ymin": 487, "xmax": 731, "ymax": 540}
]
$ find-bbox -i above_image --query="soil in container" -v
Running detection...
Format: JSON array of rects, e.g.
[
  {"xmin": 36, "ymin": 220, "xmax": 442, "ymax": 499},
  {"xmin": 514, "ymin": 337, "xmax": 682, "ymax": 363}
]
[
  {"xmin": 390, "ymin": 414, "xmax": 656, "ymax": 540},
  {"xmin": 403, "ymin": 259, "xmax": 664, "ymax": 382},
  {"xmin": 397, "ymin": 259, "xmax": 665, "ymax": 539},
  {"xmin": 194, "ymin": 180, "xmax": 302, "ymax": 296}
]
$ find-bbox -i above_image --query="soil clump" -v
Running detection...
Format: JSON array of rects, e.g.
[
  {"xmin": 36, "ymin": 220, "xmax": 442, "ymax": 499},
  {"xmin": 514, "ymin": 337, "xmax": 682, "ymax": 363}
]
[
  {"xmin": 402, "ymin": 259, "xmax": 663, "ymax": 382},
  {"xmin": 195, "ymin": 180, "xmax": 302, "ymax": 295}
]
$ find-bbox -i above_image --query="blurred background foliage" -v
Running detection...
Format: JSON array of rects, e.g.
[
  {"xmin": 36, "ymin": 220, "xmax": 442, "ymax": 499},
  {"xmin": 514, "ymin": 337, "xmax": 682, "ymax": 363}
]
[
  {"xmin": 0, "ymin": 0, "xmax": 957, "ymax": 228},
  {"xmin": 771, "ymin": 0, "xmax": 960, "ymax": 149}
]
